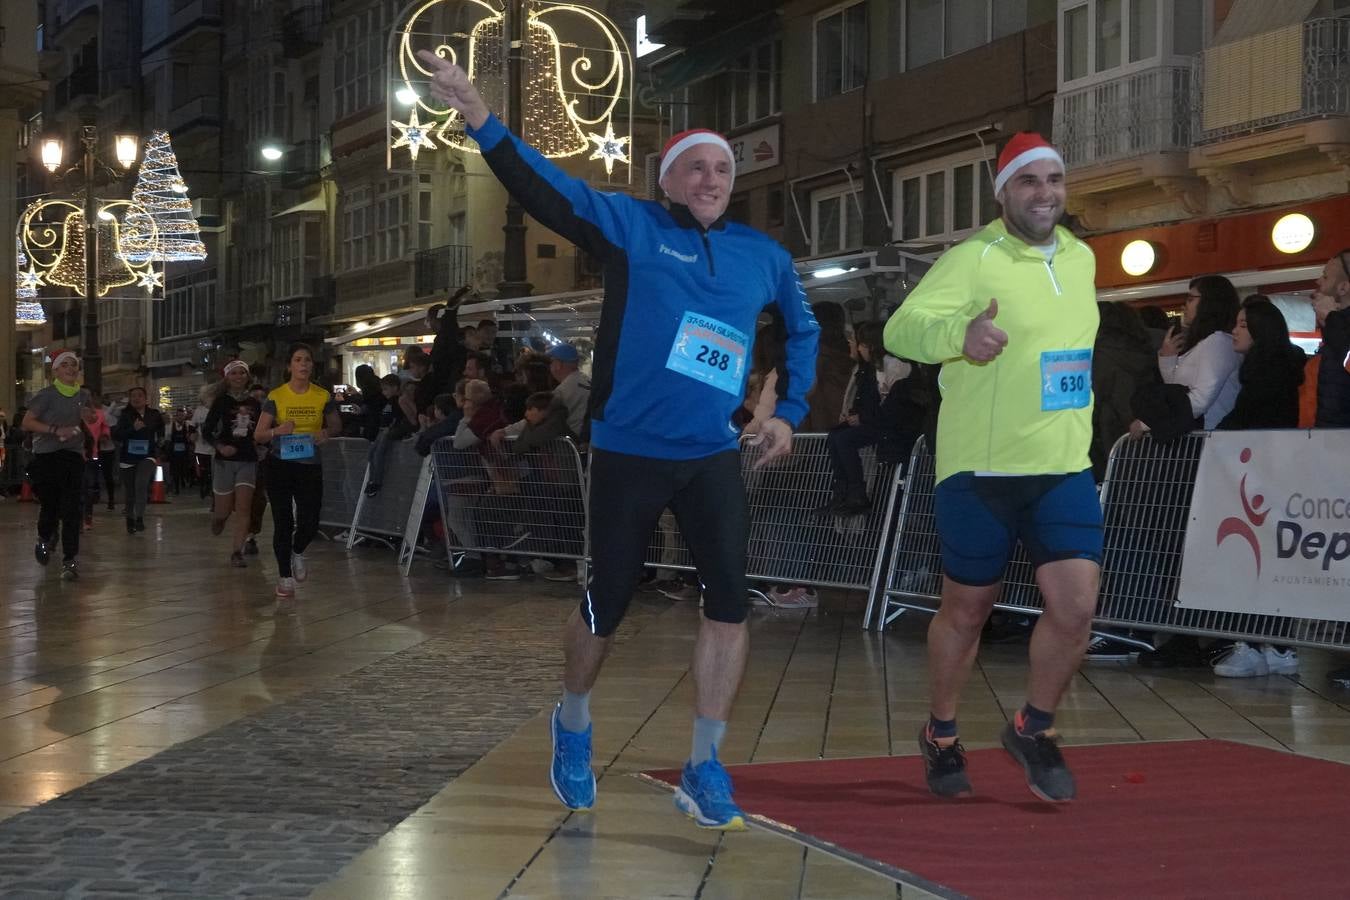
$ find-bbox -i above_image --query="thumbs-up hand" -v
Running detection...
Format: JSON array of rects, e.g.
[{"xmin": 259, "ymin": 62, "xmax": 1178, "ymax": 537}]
[
  {"xmin": 416, "ymin": 50, "xmax": 490, "ymax": 129},
  {"xmin": 963, "ymin": 298, "xmax": 1009, "ymax": 363}
]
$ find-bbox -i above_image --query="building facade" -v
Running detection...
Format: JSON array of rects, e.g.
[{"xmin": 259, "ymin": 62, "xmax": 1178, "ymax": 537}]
[
  {"xmin": 1053, "ymin": 0, "xmax": 1350, "ymax": 304},
  {"xmin": 19, "ymin": 0, "xmax": 653, "ymax": 406}
]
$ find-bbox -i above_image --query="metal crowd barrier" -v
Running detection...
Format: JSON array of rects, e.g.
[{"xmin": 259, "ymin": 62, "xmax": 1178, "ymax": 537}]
[
  {"xmin": 643, "ymin": 434, "xmax": 906, "ymax": 594},
  {"xmin": 346, "ymin": 437, "xmax": 428, "ymax": 549},
  {"xmin": 317, "ymin": 438, "xmax": 370, "ymax": 538},
  {"xmin": 429, "ymin": 436, "xmax": 588, "ymax": 564},
  {"xmin": 866, "ymin": 434, "xmax": 1350, "ymax": 651}
]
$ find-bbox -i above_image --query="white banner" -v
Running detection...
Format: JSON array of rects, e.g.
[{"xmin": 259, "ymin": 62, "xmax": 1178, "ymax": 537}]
[{"xmin": 1179, "ymin": 430, "xmax": 1350, "ymax": 621}]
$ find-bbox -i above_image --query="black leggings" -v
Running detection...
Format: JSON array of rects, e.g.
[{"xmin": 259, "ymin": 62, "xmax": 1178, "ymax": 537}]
[
  {"xmin": 29, "ymin": 451, "xmax": 85, "ymax": 561},
  {"xmin": 267, "ymin": 458, "xmax": 323, "ymax": 577}
]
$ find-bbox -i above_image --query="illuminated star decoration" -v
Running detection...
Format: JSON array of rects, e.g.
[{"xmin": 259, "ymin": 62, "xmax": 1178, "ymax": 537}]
[
  {"xmin": 137, "ymin": 267, "xmax": 164, "ymax": 293},
  {"xmin": 586, "ymin": 122, "xmax": 630, "ymax": 176},
  {"xmin": 18, "ymin": 266, "xmax": 44, "ymax": 293},
  {"xmin": 390, "ymin": 107, "xmax": 439, "ymax": 162}
]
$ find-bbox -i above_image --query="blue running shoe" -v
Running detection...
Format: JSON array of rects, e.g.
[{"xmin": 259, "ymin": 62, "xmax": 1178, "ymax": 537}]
[
  {"xmin": 550, "ymin": 704, "xmax": 595, "ymax": 811},
  {"xmin": 673, "ymin": 748, "xmax": 747, "ymax": 831}
]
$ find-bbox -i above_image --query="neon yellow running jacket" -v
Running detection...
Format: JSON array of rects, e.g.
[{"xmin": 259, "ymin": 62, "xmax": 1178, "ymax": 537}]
[{"xmin": 883, "ymin": 219, "xmax": 1099, "ymax": 484}]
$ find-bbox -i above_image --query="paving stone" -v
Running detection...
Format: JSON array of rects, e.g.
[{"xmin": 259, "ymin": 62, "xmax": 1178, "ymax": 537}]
[{"xmin": 0, "ymin": 600, "xmax": 660, "ymax": 896}]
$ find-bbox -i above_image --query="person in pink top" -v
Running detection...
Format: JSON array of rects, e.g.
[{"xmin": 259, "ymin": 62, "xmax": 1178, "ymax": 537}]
[{"xmin": 82, "ymin": 391, "xmax": 114, "ymax": 531}]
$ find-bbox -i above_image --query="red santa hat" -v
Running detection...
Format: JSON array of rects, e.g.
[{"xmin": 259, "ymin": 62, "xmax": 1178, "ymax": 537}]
[
  {"xmin": 993, "ymin": 132, "xmax": 1064, "ymax": 197},
  {"xmin": 659, "ymin": 128, "xmax": 736, "ymax": 190}
]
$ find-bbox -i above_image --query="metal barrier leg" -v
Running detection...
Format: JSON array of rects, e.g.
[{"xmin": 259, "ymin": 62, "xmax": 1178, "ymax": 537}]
[
  {"xmin": 398, "ymin": 458, "xmax": 435, "ymax": 576},
  {"xmin": 345, "ymin": 465, "xmax": 373, "ymax": 550}
]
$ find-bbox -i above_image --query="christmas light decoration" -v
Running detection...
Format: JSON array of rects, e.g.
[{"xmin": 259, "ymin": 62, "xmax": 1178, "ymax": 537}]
[
  {"xmin": 586, "ymin": 120, "xmax": 629, "ymax": 176},
  {"xmin": 121, "ymin": 131, "xmax": 207, "ymax": 262},
  {"xmin": 16, "ymin": 301, "xmax": 46, "ymax": 327},
  {"xmin": 390, "ymin": 0, "xmax": 632, "ymax": 176},
  {"xmin": 390, "ymin": 106, "xmax": 439, "ymax": 162},
  {"xmin": 16, "ymin": 236, "xmax": 39, "ymax": 299},
  {"xmin": 136, "ymin": 267, "xmax": 164, "ymax": 293},
  {"xmin": 16, "ymin": 198, "xmax": 159, "ymax": 298}
]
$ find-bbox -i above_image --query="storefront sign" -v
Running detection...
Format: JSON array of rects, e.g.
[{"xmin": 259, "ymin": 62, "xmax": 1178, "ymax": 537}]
[
  {"xmin": 1179, "ymin": 431, "xmax": 1350, "ymax": 621},
  {"xmin": 1272, "ymin": 212, "xmax": 1316, "ymax": 254},
  {"xmin": 730, "ymin": 123, "xmax": 781, "ymax": 177}
]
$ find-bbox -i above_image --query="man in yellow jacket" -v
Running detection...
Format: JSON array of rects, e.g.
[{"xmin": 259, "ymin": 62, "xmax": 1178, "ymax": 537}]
[{"xmin": 884, "ymin": 133, "xmax": 1099, "ymax": 803}]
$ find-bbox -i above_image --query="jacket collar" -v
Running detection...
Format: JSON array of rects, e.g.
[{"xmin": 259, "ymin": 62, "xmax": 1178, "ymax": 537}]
[
  {"xmin": 667, "ymin": 202, "xmax": 728, "ymax": 233},
  {"xmin": 987, "ymin": 218, "xmax": 1073, "ymax": 261}
]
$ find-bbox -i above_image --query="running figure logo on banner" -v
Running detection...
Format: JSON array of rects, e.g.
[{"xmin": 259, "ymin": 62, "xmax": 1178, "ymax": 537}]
[{"xmin": 1179, "ymin": 431, "xmax": 1350, "ymax": 621}]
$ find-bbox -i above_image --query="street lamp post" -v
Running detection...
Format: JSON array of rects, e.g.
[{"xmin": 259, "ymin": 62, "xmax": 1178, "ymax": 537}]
[
  {"xmin": 497, "ymin": 0, "xmax": 532, "ymax": 299},
  {"xmin": 79, "ymin": 126, "xmax": 102, "ymax": 392},
  {"xmin": 39, "ymin": 124, "xmax": 139, "ymax": 395}
]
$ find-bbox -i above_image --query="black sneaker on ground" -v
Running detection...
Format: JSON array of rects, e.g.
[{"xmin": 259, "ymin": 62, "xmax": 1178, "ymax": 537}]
[
  {"xmin": 244, "ymin": 538, "xmax": 259, "ymax": 556},
  {"xmin": 60, "ymin": 560, "xmax": 78, "ymax": 582},
  {"xmin": 135, "ymin": 517, "xmax": 146, "ymax": 532},
  {"xmin": 34, "ymin": 539, "xmax": 51, "ymax": 566},
  {"xmin": 1001, "ymin": 722, "xmax": 1075, "ymax": 802},
  {"xmin": 1137, "ymin": 635, "xmax": 1206, "ymax": 668},
  {"xmin": 1084, "ymin": 634, "xmax": 1135, "ymax": 661},
  {"xmin": 445, "ymin": 558, "xmax": 485, "ymax": 578},
  {"xmin": 917, "ymin": 727, "xmax": 972, "ymax": 798},
  {"xmin": 364, "ymin": 483, "xmax": 380, "ymax": 497},
  {"xmin": 484, "ymin": 563, "xmax": 525, "ymax": 581},
  {"xmin": 126, "ymin": 517, "xmax": 136, "ymax": 535}
]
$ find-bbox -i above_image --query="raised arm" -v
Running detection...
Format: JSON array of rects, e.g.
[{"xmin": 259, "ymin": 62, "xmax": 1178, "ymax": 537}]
[{"xmin": 418, "ymin": 51, "xmax": 634, "ymax": 261}]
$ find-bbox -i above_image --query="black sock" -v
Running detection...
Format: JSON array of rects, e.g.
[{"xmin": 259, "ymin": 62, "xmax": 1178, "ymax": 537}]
[
  {"xmin": 927, "ymin": 715, "xmax": 958, "ymax": 740},
  {"xmin": 1016, "ymin": 703, "xmax": 1054, "ymax": 736}
]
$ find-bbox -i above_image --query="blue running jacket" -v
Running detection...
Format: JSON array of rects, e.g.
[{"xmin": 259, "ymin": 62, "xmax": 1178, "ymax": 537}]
[{"xmin": 468, "ymin": 114, "xmax": 819, "ymax": 460}]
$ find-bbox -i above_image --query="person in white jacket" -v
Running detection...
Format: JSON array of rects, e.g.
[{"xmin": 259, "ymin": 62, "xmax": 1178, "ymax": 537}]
[{"xmin": 1158, "ymin": 274, "xmax": 1242, "ymax": 430}]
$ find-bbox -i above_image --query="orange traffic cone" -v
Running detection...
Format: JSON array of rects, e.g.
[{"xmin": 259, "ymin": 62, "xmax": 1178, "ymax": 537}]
[
  {"xmin": 150, "ymin": 464, "xmax": 168, "ymax": 504},
  {"xmin": 18, "ymin": 478, "xmax": 34, "ymax": 502}
]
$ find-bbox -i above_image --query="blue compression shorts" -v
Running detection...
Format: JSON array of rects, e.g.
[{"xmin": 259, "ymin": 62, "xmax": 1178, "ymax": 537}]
[{"xmin": 933, "ymin": 469, "xmax": 1104, "ymax": 587}]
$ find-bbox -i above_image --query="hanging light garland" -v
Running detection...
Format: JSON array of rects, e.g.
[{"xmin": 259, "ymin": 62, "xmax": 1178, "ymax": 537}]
[
  {"xmin": 16, "ymin": 301, "xmax": 47, "ymax": 327},
  {"xmin": 121, "ymin": 130, "xmax": 207, "ymax": 263},
  {"xmin": 390, "ymin": 0, "xmax": 632, "ymax": 174},
  {"xmin": 16, "ymin": 236, "xmax": 39, "ymax": 299}
]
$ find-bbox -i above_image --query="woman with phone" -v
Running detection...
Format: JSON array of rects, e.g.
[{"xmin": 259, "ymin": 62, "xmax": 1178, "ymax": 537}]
[
  {"xmin": 1157, "ymin": 274, "xmax": 1242, "ymax": 429},
  {"xmin": 252, "ymin": 343, "xmax": 341, "ymax": 604}
]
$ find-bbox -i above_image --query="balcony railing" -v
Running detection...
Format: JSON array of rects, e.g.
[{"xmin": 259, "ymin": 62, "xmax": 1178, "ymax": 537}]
[
  {"xmin": 1199, "ymin": 17, "xmax": 1350, "ymax": 143},
  {"xmin": 414, "ymin": 244, "xmax": 472, "ymax": 299},
  {"xmin": 167, "ymin": 95, "xmax": 221, "ymax": 134},
  {"xmin": 1053, "ymin": 63, "xmax": 1200, "ymax": 169}
]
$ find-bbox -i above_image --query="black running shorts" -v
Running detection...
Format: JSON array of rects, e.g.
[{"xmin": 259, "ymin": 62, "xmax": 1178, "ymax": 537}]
[{"xmin": 583, "ymin": 448, "xmax": 749, "ymax": 637}]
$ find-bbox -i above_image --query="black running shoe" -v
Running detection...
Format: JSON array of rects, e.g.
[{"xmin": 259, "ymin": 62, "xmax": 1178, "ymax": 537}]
[
  {"xmin": 918, "ymin": 727, "xmax": 972, "ymax": 798},
  {"xmin": 244, "ymin": 537, "xmax": 259, "ymax": 556},
  {"xmin": 1001, "ymin": 723, "xmax": 1076, "ymax": 802},
  {"xmin": 34, "ymin": 539, "xmax": 51, "ymax": 566}
]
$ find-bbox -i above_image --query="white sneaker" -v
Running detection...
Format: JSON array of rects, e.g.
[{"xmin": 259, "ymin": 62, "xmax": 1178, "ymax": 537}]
[
  {"xmin": 291, "ymin": 553, "xmax": 308, "ymax": 582},
  {"xmin": 1214, "ymin": 642, "xmax": 1268, "ymax": 677},
  {"xmin": 1262, "ymin": 644, "xmax": 1299, "ymax": 675},
  {"xmin": 766, "ymin": 586, "xmax": 818, "ymax": 609},
  {"xmin": 275, "ymin": 576, "xmax": 297, "ymax": 600}
]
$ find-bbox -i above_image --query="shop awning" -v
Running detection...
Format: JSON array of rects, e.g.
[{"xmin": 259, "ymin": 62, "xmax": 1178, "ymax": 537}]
[
  {"xmin": 324, "ymin": 309, "xmax": 429, "ymax": 347},
  {"xmin": 1097, "ymin": 262, "xmax": 1322, "ymax": 303},
  {"xmin": 271, "ymin": 196, "xmax": 326, "ymax": 219}
]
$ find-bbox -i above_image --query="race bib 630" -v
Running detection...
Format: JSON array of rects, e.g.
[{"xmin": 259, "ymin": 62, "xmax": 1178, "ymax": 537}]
[{"xmin": 1041, "ymin": 349, "xmax": 1092, "ymax": 411}]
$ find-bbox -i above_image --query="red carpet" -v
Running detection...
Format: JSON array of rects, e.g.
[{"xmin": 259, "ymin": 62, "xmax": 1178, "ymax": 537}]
[{"xmin": 642, "ymin": 740, "xmax": 1350, "ymax": 899}]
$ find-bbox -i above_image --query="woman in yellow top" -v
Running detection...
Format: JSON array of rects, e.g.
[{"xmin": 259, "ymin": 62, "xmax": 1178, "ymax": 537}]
[{"xmin": 253, "ymin": 343, "xmax": 341, "ymax": 602}]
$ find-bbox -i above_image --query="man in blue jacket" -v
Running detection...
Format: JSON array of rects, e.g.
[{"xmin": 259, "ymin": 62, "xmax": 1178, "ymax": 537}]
[{"xmin": 421, "ymin": 51, "xmax": 819, "ymax": 830}]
